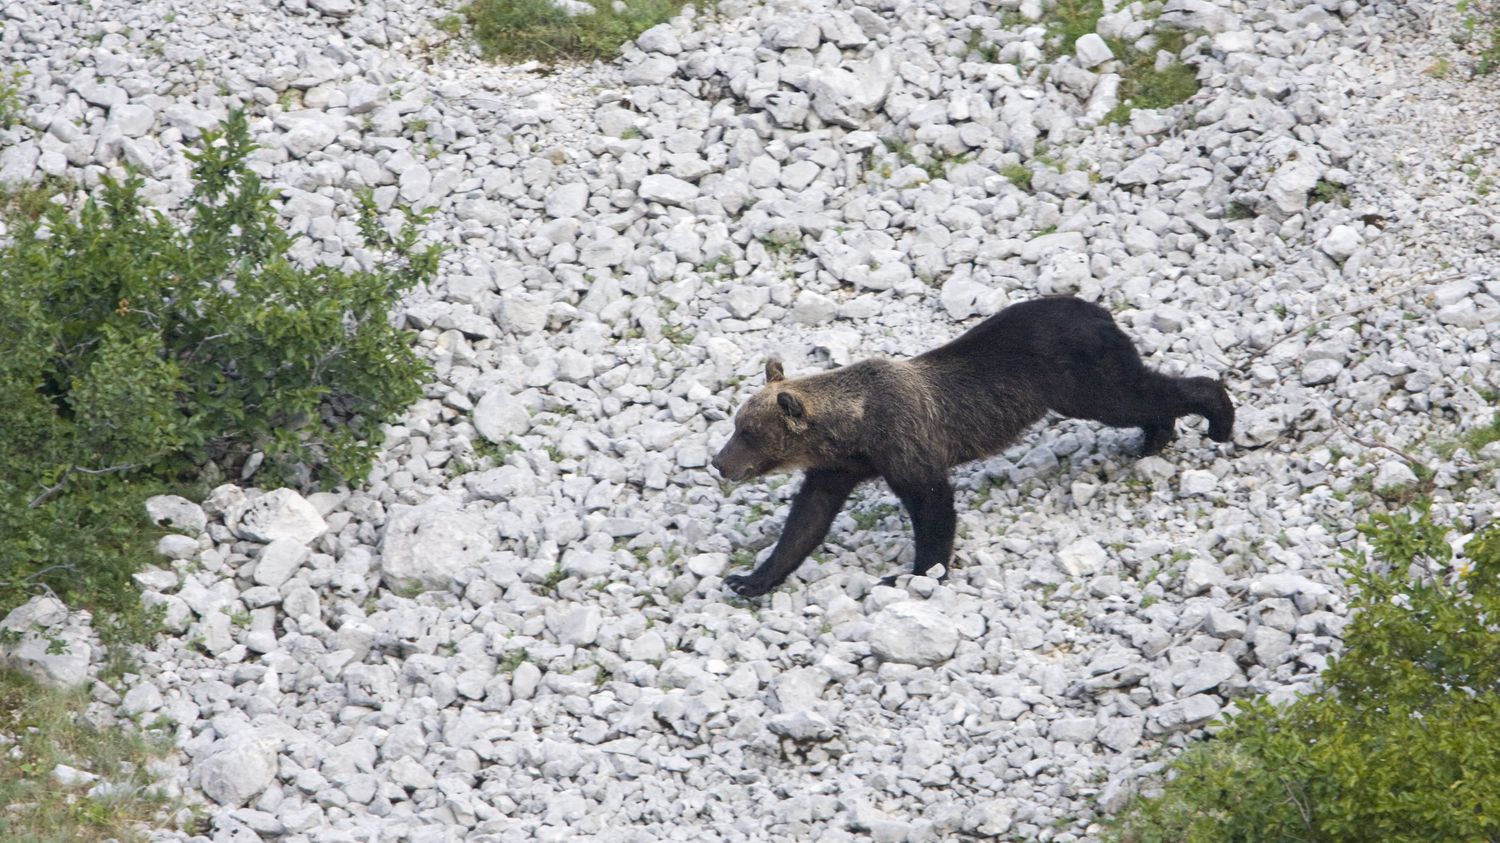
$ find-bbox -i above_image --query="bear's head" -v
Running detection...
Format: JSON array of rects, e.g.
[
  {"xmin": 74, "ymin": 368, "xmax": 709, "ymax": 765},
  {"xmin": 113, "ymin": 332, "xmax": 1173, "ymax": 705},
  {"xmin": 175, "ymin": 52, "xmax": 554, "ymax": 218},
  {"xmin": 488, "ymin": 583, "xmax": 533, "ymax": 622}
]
[{"xmin": 712, "ymin": 358, "xmax": 812, "ymax": 482}]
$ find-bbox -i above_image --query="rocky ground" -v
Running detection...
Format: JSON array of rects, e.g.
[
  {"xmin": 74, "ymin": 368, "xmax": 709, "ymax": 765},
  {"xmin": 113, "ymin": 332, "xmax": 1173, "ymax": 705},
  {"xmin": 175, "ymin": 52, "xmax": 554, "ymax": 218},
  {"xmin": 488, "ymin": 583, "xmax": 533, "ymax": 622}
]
[{"xmin": 2, "ymin": 0, "xmax": 1499, "ymax": 839}]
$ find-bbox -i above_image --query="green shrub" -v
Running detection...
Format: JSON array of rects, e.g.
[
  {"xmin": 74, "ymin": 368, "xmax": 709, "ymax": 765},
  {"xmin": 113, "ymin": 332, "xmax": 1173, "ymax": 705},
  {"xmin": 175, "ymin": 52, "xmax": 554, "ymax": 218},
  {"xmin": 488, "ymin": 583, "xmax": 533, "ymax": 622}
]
[
  {"xmin": 0, "ymin": 67, "xmax": 25, "ymax": 129},
  {"xmin": 465, "ymin": 0, "xmax": 689, "ymax": 62},
  {"xmin": 1111, "ymin": 504, "xmax": 1500, "ymax": 842},
  {"xmin": 1457, "ymin": 0, "xmax": 1500, "ymax": 75},
  {"xmin": 0, "ymin": 109, "xmax": 436, "ymax": 614}
]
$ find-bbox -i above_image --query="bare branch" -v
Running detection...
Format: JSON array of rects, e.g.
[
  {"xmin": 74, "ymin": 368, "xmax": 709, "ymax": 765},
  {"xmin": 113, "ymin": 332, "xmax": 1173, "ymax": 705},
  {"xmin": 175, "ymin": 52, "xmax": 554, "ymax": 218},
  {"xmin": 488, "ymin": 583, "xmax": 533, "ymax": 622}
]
[{"xmin": 28, "ymin": 463, "xmax": 138, "ymax": 509}]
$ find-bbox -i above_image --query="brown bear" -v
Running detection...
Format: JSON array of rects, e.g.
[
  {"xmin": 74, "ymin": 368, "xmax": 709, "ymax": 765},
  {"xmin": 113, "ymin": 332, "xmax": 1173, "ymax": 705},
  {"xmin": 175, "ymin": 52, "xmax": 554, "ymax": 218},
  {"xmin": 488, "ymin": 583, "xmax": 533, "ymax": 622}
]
[{"xmin": 711, "ymin": 295, "xmax": 1235, "ymax": 598}]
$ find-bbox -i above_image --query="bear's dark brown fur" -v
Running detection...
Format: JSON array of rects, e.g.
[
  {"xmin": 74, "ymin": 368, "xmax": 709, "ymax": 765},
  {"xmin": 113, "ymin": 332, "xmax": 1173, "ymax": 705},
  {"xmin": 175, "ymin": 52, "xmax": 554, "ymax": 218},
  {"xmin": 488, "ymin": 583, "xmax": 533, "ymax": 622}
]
[{"xmin": 712, "ymin": 295, "xmax": 1234, "ymax": 597}]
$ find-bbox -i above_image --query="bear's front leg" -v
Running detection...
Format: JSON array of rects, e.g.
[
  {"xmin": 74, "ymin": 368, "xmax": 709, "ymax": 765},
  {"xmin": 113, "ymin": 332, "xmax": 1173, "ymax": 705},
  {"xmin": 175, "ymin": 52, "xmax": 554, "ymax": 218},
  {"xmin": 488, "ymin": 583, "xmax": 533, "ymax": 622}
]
[
  {"xmin": 725, "ymin": 468, "xmax": 869, "ymax": 598},
  {"xmin": 885, "ymin": 477, "xmax": 957, "ymax": 585}
]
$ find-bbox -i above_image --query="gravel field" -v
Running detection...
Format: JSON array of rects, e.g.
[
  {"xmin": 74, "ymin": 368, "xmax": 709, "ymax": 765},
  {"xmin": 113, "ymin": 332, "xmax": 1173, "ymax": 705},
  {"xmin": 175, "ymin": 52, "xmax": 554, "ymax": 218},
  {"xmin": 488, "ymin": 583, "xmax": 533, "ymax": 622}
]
[{"xmin": 2, "ymin": 0, "xmax": 1499, "ymax": 839}]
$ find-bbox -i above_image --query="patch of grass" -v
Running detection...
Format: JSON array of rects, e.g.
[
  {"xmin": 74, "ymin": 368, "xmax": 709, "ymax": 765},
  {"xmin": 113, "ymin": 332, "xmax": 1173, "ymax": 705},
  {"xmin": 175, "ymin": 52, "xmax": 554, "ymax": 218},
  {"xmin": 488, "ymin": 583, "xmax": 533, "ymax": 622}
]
[
  {"xmin": 466, "ymin": 0, "xmax": 689, "ymax": 63},
  {"xmin": 0, "ymin": 671, "xmax": 178, "ymax": 841},
  {"xmin": 1001, "ymin": 163, "xmax": 1034, "ymax": 191},
  {"xmin": 498, "ymin": 649, "xmax": 529, "ymax": 674},
  {"xmin": 1044, "ymin": 0, "xmax": 1107, "ymax": 58},
  {"xmin": 1104, "ymin": 30, "xmax": 1200, "ymax": 124},
  {"xmin": 1462, "ymin": 412, "xmax": 1500, "ymax": 454},
  {"xmin": 1311, "ymin": 178, "xmax": 1351, "ymax": 206},
  {"xmin": 1226, "ymin": 202, "xmax": 1256, "ymax": 221},
  {"xmin": 850, "ymin": 502, "xmax": 900, "ymax": 531},
  {"xmin": 541, "ymin": 562, "xmax": 567, "ymax": 593},
  {"xmin": 0, "ymin": 175, "xmax": 71, "ymax": 222},
  {"xmin": 965, "ymin": 28, "xmax": 1000, "ymax": 63}
]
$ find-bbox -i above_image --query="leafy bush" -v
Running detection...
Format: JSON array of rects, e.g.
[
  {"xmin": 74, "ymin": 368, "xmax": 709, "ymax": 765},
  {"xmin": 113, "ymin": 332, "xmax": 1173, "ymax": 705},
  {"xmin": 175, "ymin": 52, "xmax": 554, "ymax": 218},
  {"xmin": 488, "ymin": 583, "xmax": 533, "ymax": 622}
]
[
  {"xmin": 465, "ymin": 0, "xmax": 689, "ymax": 62},
  {"xmin": 0, "ymin": 67, "xmax": 26, "ymax": 129},
  {"xmin": 0, "ymin": 109, "xmax": 436, "ymax": 613},
  {"xmin": 1457, "ymin": 0, "xmax": 1500, "ymax": 75},
  {"xmin": 1111, "ymin": 504, "xmax": 1500, "ymax": 842}
]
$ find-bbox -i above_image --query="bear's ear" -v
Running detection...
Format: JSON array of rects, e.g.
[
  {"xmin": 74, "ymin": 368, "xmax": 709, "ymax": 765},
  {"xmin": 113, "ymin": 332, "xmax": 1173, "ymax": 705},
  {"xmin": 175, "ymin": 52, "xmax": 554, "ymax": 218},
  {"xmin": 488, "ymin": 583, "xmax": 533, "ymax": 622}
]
[
  {"xmin": 777, "ymin": 391, "xmax": 805, "ymax": 419},
  {"xmin": 765, "ymin": 358, "xmax": 785, "ymax": 383}
]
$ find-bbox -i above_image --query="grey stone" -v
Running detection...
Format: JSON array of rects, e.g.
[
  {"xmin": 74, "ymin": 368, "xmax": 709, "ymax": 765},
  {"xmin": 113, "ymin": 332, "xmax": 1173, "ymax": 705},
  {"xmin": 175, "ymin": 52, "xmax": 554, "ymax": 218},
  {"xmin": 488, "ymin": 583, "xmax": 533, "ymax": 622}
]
[
  {"xmin": 545, "ymin": 183, "xmax": 589, "ymax": 219},
  {"xmin": 623, "ymin": 56, "xmax": 677, "ymax": 86},
  {"xmin": 1179, "ymin": 470, "xmax": 1217, "ymax": 496},
  {"xmin": 254, "ymin": 538, "xmax": 309, "ymax": 588},
  {"xmin": 553, "ymin": 606, "xmax": 602, "ymax": 646},
  {"xmin": 145, "ymin": 495, "xmax": 208, "ymax": 534},
  {"xmin": 473, "ymin": 389, "xmax": 531, "ymax": 442},
  {"xmin": 1058, "ymin": 538, "xmax": 1107, "ymax": 576},
  {"xmin": 275, "ymin": 112, "xmax": 343, "ymax": 158},
  {"xmin": 121, "ymin": 683, "xmax": 164, "ymax": 715},
  {"xmin": 0, "ymin": 597, "xmax": 91, "ymax": 690},
  {"xmin": 1075, "ymin": 33, "xmax": 1115, "ymax": 68},
  {"xmin": 792, "ymin": 292, "xmax": 837, "ymax": 324},
  {"xmin": 768, "ymin": 710, "xmax": 837, "ymax": 741},
  {"xmin": 157, "ymin": 534, "xmax": 200, "ymax": 560},
  {"xmin": 638, "ymin": 173, "xmax": 699, "ymax": 206},
  {"xmin": 234, "ymin": 489, "xmax": 327, "ymax": 544},
  {"xmin": 1050, "ymin": 716, "xmax": 1098, "ymax": 742},
  {"xmin": 635, "ymin": 23, "xmax": 681, "ymax": 55},
  {"xmin": 868, "ymin": 602, "xmax": 959, "ymax": 666},
  {"xmin": 1319, "ymin": 225, "xmax": 1362, "ymax": 261},
  {"xmin": 1175, "ymin": 652, "xmax": 1239, "ymax": 696},
  {"xmin": 197, "ymin": 730, "xmax": 282, "ymax": 806},
  {"xmin": 1372, "ymin": 459, "xmax": 1418, "ymax": 492},
  {"xmin": 1265, "ymin": 157, "xmax": 1321, "ymax": 215},
  {"xmin": 310, "ymin": 0, "xmax": 355, "ymax": 16},
  {"xmin": 380, "ymin": 502, "xmax": 494, "ymax": 591},
  {"xmin": 1301, "ymin": 358, "xmax": 1343, "ymax": 385}
]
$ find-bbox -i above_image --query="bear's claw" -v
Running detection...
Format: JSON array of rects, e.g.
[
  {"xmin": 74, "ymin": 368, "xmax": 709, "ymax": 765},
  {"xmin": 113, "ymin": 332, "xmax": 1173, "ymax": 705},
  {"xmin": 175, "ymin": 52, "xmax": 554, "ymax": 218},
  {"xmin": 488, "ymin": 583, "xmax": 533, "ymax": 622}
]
[{"xmin": 725, "ymin": 573, "xmax": 773, "ymax": 598}]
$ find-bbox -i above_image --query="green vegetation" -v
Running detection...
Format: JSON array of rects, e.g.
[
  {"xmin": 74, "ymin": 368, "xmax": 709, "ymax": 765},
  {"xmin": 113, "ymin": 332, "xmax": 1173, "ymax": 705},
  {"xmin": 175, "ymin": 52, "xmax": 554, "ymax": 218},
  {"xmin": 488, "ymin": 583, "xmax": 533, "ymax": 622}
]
[
  {"xmin": 1103, "ymin": 30, "xmax": 1200, "ymax": 124},
  {"xmin": 0, "ymin": 176, "xmax": 71, "ymax": 222},
  {"xmin": 0, "ymin": 67, "xmax": 26, "ymax": 129},
  {"xmin": 1456, "ymin": 0, "xmax": 1500, "ymax": 75},
  {"xmin": 465, "ymin": 0, "xmax": 688, "ymax": 63},
  {"xmin": 1458, "ymin": 410, "xmax": 1500, "ymax": 455},
  {"xmin": 1310, "ymin": 177, "xmax": 1351, "ymax": 207},
  {"xmin": 0, "ymin": 109, "xmax": 436, "ymax": 618},
  {"xmin": 1112, "ymin": 504, "xmax": 1500, "ymax": 842},
  {"xmin": 0, "ymin": 670, "xmax": 177, "ymax": 842},
  {"xmin": 1045, "ymin": 0, "xmax": 1109, "ymax": 57},
  {"xmin": 1001, "ymin": 163, "xmax": 1034, "ymax": 191},
  {"xmin": 850, "ymin": 502, "xmax": 900, "ymax": 531},
  {"xmin": 1030, "ymin": 0, "xmax": 1200, "ymax": 124},
  {"xmin": 499, "ymin": 649, "xmax": 530, "ymax": 674}
]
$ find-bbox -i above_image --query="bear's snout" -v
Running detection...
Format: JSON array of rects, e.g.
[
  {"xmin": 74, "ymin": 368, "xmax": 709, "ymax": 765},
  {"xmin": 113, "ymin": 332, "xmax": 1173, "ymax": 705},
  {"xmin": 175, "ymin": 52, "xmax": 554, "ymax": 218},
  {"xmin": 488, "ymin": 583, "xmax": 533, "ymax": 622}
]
[{"xmin": 711, "ymin": 439, "xmax": 757, "ymax": 481}]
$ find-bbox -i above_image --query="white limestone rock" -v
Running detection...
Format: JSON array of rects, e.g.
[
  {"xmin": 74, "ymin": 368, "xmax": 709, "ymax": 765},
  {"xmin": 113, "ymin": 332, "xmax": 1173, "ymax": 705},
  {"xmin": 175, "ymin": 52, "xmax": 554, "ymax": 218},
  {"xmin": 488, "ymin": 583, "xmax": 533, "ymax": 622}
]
[
  {"xmin": 867, "ymin": 602, "xmax": 959, "ymax": 666},
  {"xmin": 233, "ymin": 490, "xmax": 328, "ymax": 545}
]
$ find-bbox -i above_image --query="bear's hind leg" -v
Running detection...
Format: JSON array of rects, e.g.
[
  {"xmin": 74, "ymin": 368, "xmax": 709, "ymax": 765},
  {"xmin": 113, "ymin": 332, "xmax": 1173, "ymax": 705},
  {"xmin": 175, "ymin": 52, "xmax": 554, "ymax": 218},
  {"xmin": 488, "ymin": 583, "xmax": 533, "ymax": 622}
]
[
  {"xmin": 1140, "ymin": 421, "xmax": 1176, "ymax": 456},
  {"xmin": 1184, "ymin": 376, "xmax": 1235, "ymax": 442},
  {"xmin": 1067, "ymin": 373, "xmax": 1233, "ymax": 454}
]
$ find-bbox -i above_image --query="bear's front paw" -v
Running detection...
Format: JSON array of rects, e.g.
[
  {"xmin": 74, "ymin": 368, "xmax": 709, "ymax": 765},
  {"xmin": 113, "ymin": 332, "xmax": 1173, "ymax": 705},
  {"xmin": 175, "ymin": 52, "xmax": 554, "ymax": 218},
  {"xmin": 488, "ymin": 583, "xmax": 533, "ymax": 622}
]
[{"xmin": 725, "ymin": 573, "xmax": 774, "ymax": 598}]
